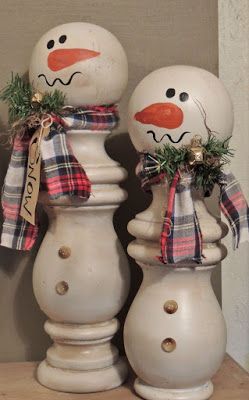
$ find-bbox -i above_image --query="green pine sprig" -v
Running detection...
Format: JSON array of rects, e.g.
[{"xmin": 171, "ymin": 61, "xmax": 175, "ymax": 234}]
[
  {"xmin": 156, "ymin": 143, "xmax": 189, "ymax": 178},
  {"xmin": 155, "ymin": 135, "xmax": 234, "ymax": 195},
  {"xmin": 0, "ymin": 73, "xmax": 65, "ymax": 123},
  {"xmin": 194, "ymin": 135, "xmax": 233, "ymax": 194},
  {"xmin": 41, "ymin": 90, "xmax": 65, "ymax": 114},
  {"xmin": 0, "ymin": 73, "xmax": 32, "ymax": 122},
  {"xmin": 204, "ymin": 134, "xmax": 233, "ymax": 163}
]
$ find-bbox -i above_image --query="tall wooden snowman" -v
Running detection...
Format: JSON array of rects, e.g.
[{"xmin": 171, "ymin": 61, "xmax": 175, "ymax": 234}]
[
  {"xmin": 124, "ymin": 66, "xmax": 235, "ymax": 400},
  {"xmin": 29, "ymin": 23, "xmax": 130, "ymax": 393}
]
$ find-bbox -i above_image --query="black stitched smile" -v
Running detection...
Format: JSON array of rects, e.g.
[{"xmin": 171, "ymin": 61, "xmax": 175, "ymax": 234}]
[
  {"xmin": 147, "ymin": 130, "xmax": 190, "ymax": 144},
  {"xmin": 38, "ymin": 71, "xmax": 82, "ymax": 87}
]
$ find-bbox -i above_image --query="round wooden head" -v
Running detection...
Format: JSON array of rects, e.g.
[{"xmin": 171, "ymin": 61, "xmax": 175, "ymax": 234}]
[
  {"xmin": 128, "ymin": 65, "xmax": 233, "ymax": 152},
  {"xmin": 29, "ymin": 22, "xmax": 128, "ymax": 106}
]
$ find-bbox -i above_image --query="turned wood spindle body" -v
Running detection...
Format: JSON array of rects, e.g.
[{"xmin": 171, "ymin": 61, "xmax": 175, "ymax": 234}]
[
  {"xmin": 124, "ymin": 65, "xmax": 234, "ymax": 400},
  {"xmin": 29, "ymin": 22, "xmax": 129, "ymax": 393}
]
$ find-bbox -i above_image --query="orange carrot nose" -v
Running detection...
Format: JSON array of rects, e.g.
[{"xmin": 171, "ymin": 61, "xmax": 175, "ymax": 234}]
[
  {"xmin": 134, "ymin": 102, "xmax": 183, "ymax": 129},
  {"xmin": 48, "ymin": 48, "xmax": 100, "ymax": 72}
]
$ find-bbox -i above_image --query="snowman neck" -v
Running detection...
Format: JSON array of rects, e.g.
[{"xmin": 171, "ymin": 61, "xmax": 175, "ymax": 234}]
[{"xmin": 53, "ymin": 104, "xmax": 119, "ymax": 132}]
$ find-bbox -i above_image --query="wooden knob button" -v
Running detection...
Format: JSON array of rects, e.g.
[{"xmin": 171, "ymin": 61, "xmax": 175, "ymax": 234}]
[
  {"xmin": 58, "ymin": 246, "xmax": 71, "ymax": 259},
  {"xmin": 164, "ymin": 300, "xmax": 178, "ymax": 314},
  {"xmin": 161, "ymin": 338, "xmax": 176, "ymax": 353},
  {"xmin": 55, "ymin": 281, "xmax": 69, "ymax": 295}
]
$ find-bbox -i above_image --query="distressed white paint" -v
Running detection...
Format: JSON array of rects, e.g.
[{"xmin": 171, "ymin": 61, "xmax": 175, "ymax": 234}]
[
  {"xmin": 219, "ymin": 0, "xmax": 249, "ymax": 372},
  {"xmin": 124, "ymin": 65, "xmax": 230, "ymax": 400},
  {"xmin": 127, "ymin": 65, "xmax": 233, "ymax": 152},
  {"xmin": 29, "ymin": 22, "xmax": 128, "ymax": 106},
  {"xmin": 31, "ymin": 23, "xmax": 130, "ymax": 392}
]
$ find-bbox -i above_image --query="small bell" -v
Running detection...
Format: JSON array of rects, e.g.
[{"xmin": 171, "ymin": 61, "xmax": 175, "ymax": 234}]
[
  {"xmin": 188, "ymin": 135, "xmax": 205, "ymax": 166},
  {"xmin": 31, "ymin": 92, "xmax": 43, "ymax": 108}
]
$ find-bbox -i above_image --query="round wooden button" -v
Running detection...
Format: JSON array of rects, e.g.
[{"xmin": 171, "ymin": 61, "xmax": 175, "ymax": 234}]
[
  {"xmin": 164, "ymin": 300, "xmax": 178, "ymax": 314},
  {"xmin": 55, "ymin": 281, "xmax": 69, "ymax": 295},
  {"xmin": 161, "ymin": 338, "xmax": 176, "ymax": 353},
  {"xmin": 58, "ymin": 246, "xmax": 71, "ymax": 259}
]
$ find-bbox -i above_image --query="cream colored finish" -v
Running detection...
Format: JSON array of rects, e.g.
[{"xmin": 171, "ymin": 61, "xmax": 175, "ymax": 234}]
[
  {"xmin": 0, "ymin": 0, "xmax": 218, "ymax": 362},
  {"xmin": 124, "ymin": 65, "xmax": 232, "ymax": 399},
  {"xmin": 33, "ymin": 129, "xmax": 130, "ymax": 392},
  {"xmin": 125, "ymin": 186, "xmax": 227, "ymax": 400},
  {"xmin": 128, "ymin": 66, "xmax": 233, "ymax": 152},
  {"xmin": 29, "ymin": 23, "xmax": 128, "ymax": 106},
  {"xmin": 30, "ymin": 23, "xmax": 130, "ymax": 392},
  {"xmin": 219, "ymin": 0, "xmax": 249, "ymax": 373}
]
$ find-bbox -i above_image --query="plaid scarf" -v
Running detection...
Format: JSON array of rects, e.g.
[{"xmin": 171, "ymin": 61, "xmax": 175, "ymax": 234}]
[
  {"xmin": 138, "ymin": 152, "xmax": 249, "ymax": 265},
  {"xmin": 1, "ymin": 106, "xmax": 119, "ymax": 251}
]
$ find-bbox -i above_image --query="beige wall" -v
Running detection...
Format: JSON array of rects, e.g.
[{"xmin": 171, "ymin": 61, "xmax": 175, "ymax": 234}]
[
  {"xmin": 0, "ymin": 0, "xmax": 218, "ymax": 361},
  {"xmin": 219, "ymin": 0, "xmax": 249, "ymax": 372}
]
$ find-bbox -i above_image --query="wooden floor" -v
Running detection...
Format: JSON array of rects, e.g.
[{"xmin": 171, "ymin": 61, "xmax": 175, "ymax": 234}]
[{"xmin": 0, "ymin": 356, "xmax": 248, "ymax": 399}]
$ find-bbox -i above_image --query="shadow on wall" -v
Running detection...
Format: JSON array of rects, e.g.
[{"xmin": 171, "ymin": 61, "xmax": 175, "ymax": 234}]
[
  {"xmin": 0, "ymin": 219, "xmax": 52, "ymax": 361},
  {"xmin": 105, "ymin": 132, "xmax": 151, "ymax": 354},
  {"xmin": 12, "ymin": 215, "xmax": 52, "ymax": 361}
]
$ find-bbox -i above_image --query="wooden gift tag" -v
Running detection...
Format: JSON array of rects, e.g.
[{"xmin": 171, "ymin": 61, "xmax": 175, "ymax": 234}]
[{"xmin": 20, "ymin": 126, "xmax": 50, "ymax": 225}]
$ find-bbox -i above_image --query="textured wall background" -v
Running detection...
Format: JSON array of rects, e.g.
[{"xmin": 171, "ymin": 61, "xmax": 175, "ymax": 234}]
[
  {"xmin": 219, "ymin": 0, "xmax": 249, "ymax": 372},
  {"xmin": 0, "ymin": 0, "xmax": 218, "ymax": 361}
]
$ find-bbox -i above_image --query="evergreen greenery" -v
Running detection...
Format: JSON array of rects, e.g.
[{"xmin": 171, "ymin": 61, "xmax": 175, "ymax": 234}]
[
  {"xmin": 0, "ymin": 73, "xmax": 65, "ymax": 123},
  {"xmin": 155, "ymin": 135, "xmax": 233, "ymax": 195}
]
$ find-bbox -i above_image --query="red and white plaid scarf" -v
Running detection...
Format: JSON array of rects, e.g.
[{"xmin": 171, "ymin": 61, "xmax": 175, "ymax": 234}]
[
  {"xmin": 138, "ymin": 152, "xmax": 249, "ymax": 265},
  {"xmin": 1, "ymin": 106, "xmax": 119, "ymax": 251}
]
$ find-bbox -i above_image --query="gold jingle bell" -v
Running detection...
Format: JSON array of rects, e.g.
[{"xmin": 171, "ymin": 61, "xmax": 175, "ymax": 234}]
[
  {"xmin": 31, "ymin": 92, "xmax": 43, "ymax": 108},
  {"xmin": 188, "ymin": 135, "xmax": 205, "ymax": 166}
]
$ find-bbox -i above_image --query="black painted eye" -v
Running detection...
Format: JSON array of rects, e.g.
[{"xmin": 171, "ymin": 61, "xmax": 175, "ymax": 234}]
[
  {"xmin": 179, "ymin": 92, "xmax": 189, "ymax": 102},
  {"xmin": 59, "ymin": 35, "xmax": 67, "ymax": 44},
  {"xmin": 166, "ymin": 88, "xmax": 175, "ymax": 98},
  {"xmin": 47, "ymin": 40, "xmax": 54, "ymax": 49}
]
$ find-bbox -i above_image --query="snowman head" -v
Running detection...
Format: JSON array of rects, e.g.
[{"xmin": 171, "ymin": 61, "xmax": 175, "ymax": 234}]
[
  {"xmin": 128, "ymin": 65, "xmax": 233, "ymax": 153},
  {"xmin": 29, "ymin": 22, "xmax": 128, "ymax": 106}
]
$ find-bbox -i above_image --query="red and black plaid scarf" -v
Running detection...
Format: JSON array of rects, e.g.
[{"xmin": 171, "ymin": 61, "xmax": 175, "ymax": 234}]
[
  {"xmin": 138, "ymin": 152, "xmax": 249, "ymax": 265},
  {"xmin": 1, "ymin": 105, "xmax": 119, "ymax": 250}
]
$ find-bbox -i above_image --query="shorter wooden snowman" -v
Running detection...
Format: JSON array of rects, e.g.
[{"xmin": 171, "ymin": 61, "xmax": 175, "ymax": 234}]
[
  {"xmin": 124, "ymin": 66, "xmax": 233, "ymax": 400},
  {"xmin": 29, "ymin": 23, "xmax": 130, "ymax": 393}
]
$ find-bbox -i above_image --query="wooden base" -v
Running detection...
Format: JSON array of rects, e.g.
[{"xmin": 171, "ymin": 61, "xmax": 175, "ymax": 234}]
[
  {"xmin": 32, "ymin": 130, "xmax": 130, "ymax": 394},
  {"xmin": 35, "ymin": 319, "xmax": 128, "ymax": 392},
  {"xmin": 134, "ymin": 378, "xmax": 213, "ymax": 400},
  {"xmin": 37, "ymin": 357, "xmax": 128, "ymax": 393},
  {"xmin": 0, "ymin": 356, "xmax": 248, "ymax": 399}
]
